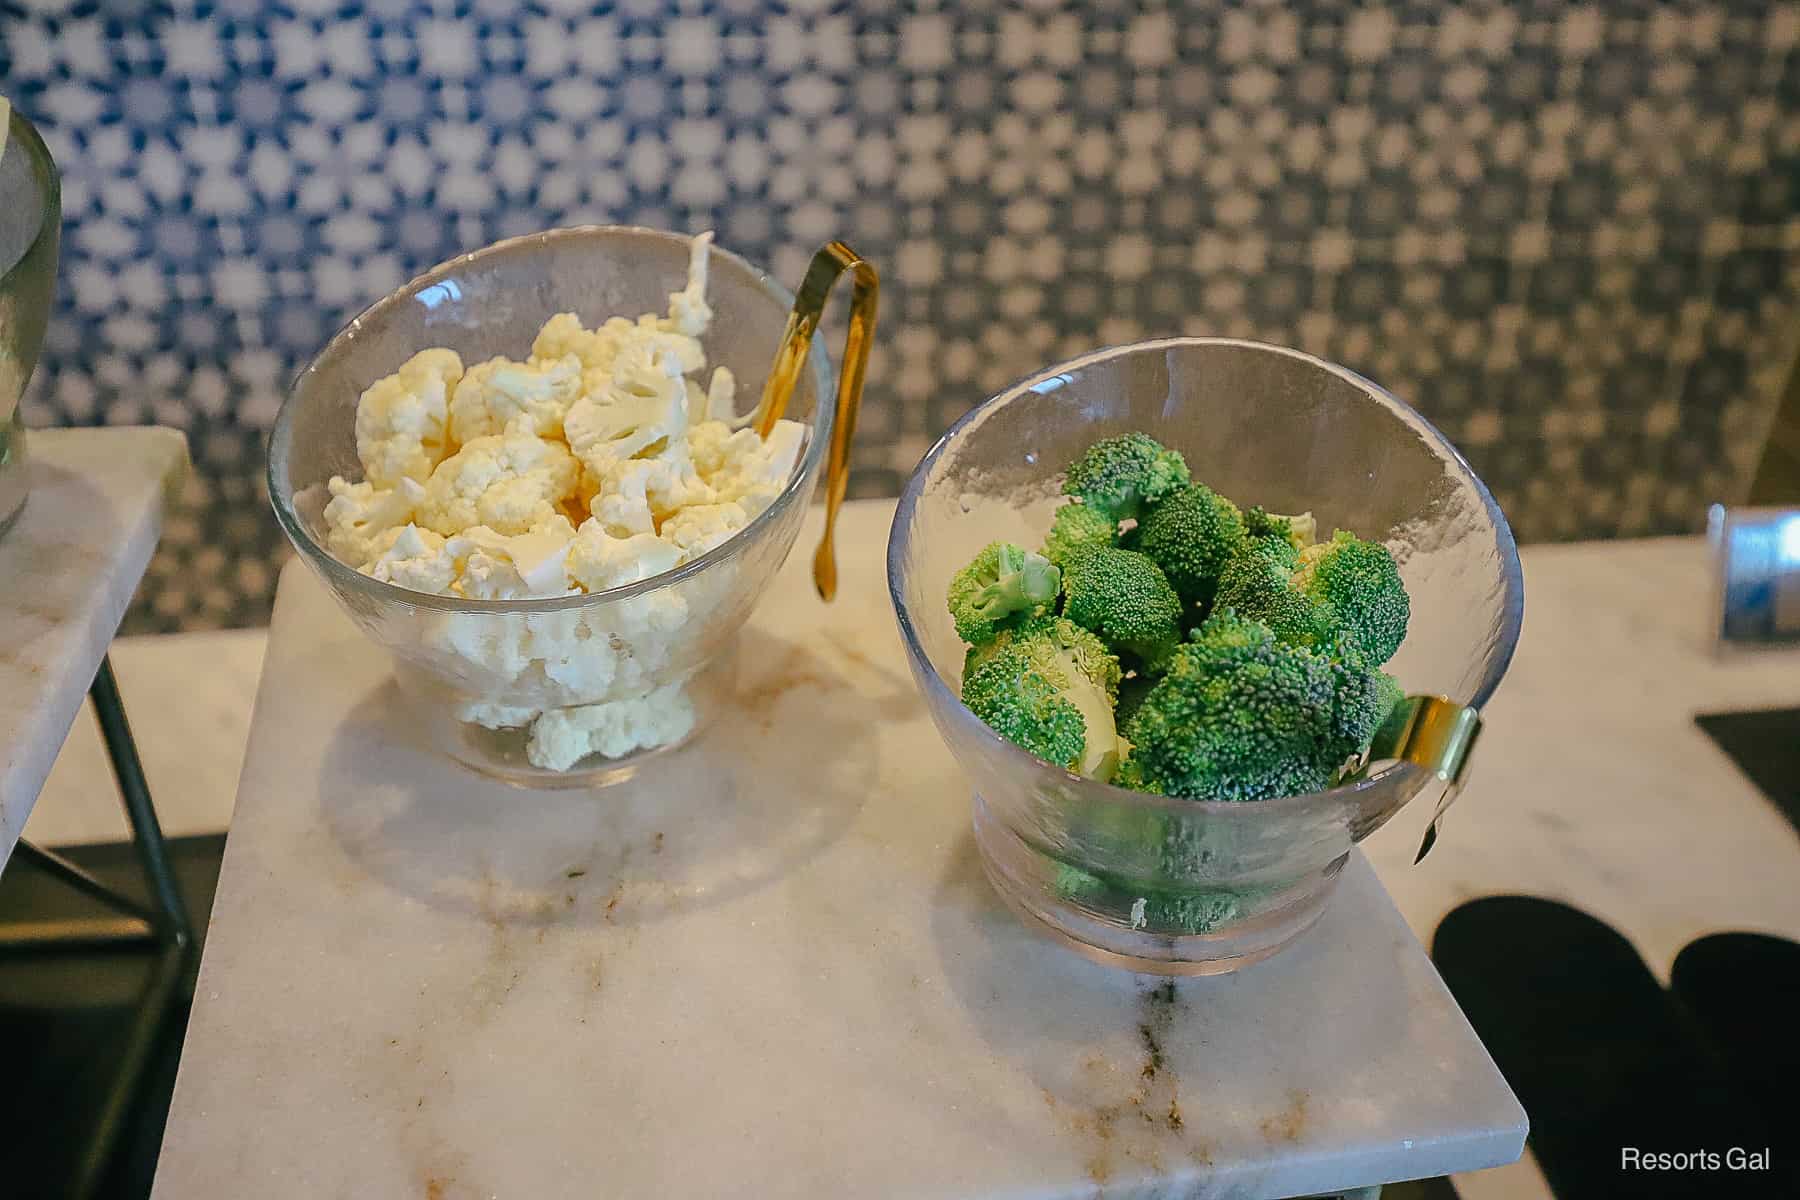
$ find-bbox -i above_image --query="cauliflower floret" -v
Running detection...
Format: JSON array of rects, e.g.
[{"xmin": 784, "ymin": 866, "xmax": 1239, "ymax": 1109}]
[
  {"xmin": 355, "ymin": 349, "xmax": 463, "ymax": 487},
  {"xmin": 430, "ymin": 607, "xmax": 581, "ymax": 693},
  {"xmin": 365, "ymin": 524, "xmax": 455, "ymax": 594},
  {"xmin": 417, "ymin": 432, "xmax": 580, "ymax": 537},
  {"xmin": 322, "ymin": 475, "xmax": 425, "ymax": 567},
  {"xmin": 457, "ymin": 700, "xmax": 540, "ymax": 730},
  {"xmin": 449, "ymin": 354, "xmax": 584, "ymax": 443},
  {"xmin": 666, "ymin": 230, "xmax": 714, "ymax": 338},
  {"xmin": 706, "ymin": 366, "xmax": 739, "ymax": 424},
  {"xmin": 531, "ymin": 311, "xmax": 702, "ymax": 400},
  {"xmin": 566, "ymin": 519, "xmax": 682, "ymax": 592},
  {"xmin": 694, "ymin": 418, "xmax": 807, "ymax": 515},
  {"xmin": 453, "ymin": 548, "xmax": 530, "ymax": 601},
  {"xmin": 590, "ymin": 450, "xmax": 716, "ymax": 538},
  {"xmin": 686, "ymin": 420, "xmax": 733, "ymax": 478},
  {"xmin": 447, "ymin": 515, "xmax": 578, "ymax": 599},
  {"xmin": 563, "ymin": 341, "xmax": 691, "ymax": 478},
  {"xmin": 661, "ymin": 502, "xmax": 750, "ymax": 563},
  {"xmin": 530, "ymin": 312, "xmax": 637, "ymax": 376},
  {"xmin": 525, "ymin": 682, "xmax": 697, "ymax": 771}
]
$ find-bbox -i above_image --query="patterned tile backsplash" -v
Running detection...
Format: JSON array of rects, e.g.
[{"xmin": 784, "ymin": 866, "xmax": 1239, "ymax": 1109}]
[{"xmin": 6, "ymin": 1, "xmax": 1800, "ymax": 631}]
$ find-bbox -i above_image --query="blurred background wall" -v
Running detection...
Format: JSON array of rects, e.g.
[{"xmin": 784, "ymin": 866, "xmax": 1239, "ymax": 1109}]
[{"xmin": 5, "ymin": 0, "xmax": 1800, "ymax": 632}]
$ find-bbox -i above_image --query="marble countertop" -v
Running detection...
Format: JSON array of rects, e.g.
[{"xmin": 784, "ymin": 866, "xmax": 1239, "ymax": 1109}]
[
  {"xmin": 152, "ymin": 501, "xmax": 1526, "ymax": 1200},
  {"xmin": 0, "ymin": 426, "xmax": 188, "ymax": 866},
  {"xmin": 35, "ymin": 505, "xmax": 1793, "ymax": 1200}
]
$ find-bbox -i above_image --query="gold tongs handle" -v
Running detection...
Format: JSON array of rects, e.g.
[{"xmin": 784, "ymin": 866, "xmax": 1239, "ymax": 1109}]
[
  {"xmin": 1366, "ymin": 696, "xmax": 1483, "ymax": 863},
  {"xmin": 752, "ymin": 241, "xmax": 879, "ymax": 601}
]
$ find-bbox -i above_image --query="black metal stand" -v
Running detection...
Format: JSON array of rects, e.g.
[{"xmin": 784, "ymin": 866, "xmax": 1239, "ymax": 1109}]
[{"xmin": 0, "ymin": 655, "xmax": 194, "ymax": 1199}]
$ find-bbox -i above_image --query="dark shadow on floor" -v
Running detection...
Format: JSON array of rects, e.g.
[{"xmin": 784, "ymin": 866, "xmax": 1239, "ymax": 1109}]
[{"xmin": 0, "ymin": 834, "xmax": 224, "ymax": 1200}]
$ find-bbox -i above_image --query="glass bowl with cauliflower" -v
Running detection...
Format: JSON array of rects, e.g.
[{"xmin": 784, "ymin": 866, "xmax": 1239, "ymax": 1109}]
[
  {"xmin": 888, "ymin": 339, "xmax": 1524, "ymax": 974},
  {"xmin": 270, "ymin": 226, "xmax": 833, "ymax": 785}
]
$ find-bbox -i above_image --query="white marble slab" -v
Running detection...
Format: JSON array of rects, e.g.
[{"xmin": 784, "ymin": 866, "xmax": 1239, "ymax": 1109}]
[
  {"xmin": 154, "ymin": 501, "xmax": 1524, "ymax": 1200},
  {"xmin": 0, "ymin": 426, "xmax": 188, "ymax": 866},
  {"xmin": 24, "ymin": 629, "xmax": 267, "ymax": 846}
]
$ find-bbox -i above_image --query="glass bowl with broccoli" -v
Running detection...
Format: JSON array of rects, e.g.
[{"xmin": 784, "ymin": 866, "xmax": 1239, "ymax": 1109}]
[{"xmin": 888, "ymin": 339, "xmax": 1523, "ymax": 974}]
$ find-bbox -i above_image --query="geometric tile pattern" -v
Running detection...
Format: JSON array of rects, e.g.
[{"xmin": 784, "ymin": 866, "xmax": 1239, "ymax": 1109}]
[{"xmin": 6, "ymin": 1, "xmax": 1800, "ymax": 631}]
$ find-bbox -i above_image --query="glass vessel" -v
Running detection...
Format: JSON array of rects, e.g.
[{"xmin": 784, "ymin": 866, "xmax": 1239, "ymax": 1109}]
[
  {"xmin": 888, "ymin": 339, "xmax": 1524, "ymax": 973},
  {"xmin": 269, "ymin": 226, "xmax": 831, "ymax": 787},
  {"xmin": 0, "ymin": 104, "xmax": 61, "ymax": 536}
]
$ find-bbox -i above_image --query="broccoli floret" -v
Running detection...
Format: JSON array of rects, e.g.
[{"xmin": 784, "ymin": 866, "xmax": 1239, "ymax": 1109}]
[
  {"xmin": 1061, "ymin": 547, "xmax": 1184, "ymax": 669},
  {"xmin": 1113, "ymin": 674, "xmax": 1158, "ymax": 733},
  {"xmin": 1244, "ymin": 506, "xmax": 1317, "ymax": 551},
  {"xmin": 1049, "ymin": 616, "xmax": 1125, "ymax": 705},
  {"xmin": 947, "ymin": 541, "xmax": 1061, "ymax": 646},
  {"xmin": 961, "ymin": 609, "xmax": 1057, "ymax": 680},
  {"xmin": 1041, "ymin": 501, "xmax": 1116, "ymax": 573},
  {"xmin": 1212, "ymin": 536, "xmax": 1332, "ymax": 650},
  {"xmin": 1123, "ymin": 611, "xmax": 1352, "ymax": 801},
  {"xmin": 1321, "ymin": 648, "xmax": 1409, "ymax": 771},
  {"xmin": 1135, "ymin": 483, "xmax": 1246, "ymax": 608},
  {"xmin": 1211, "ymin": 528, "xmax": 1409, "ymax": 665},
  {"xmin": 1369, "ymin": 670, "xmax": 1411, "ymax": 747},
  {"xmin": 960, "ymin": 618, "xmax": 1122, "ymax": 777},
  {"xmin": 1118, "ymin": 611, "xmax": 1405, "ymax": 800},
  {"xmin": 1292, "ymin": 530, "xmax": 1410, "ymax": 666},
  {"xmin": 1062, "ymin": 433, "xmax": 1191, "ymax": 523},
  {"xmin": 1110, "ymin": 752, "xmax": 1162, "ymax": 795},
  {"xmin": 1373, "ymin": 670, "xmax": 1407, "ymax": 730}
]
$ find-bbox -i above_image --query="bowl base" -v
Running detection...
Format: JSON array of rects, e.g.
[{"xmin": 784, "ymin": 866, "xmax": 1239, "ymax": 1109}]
[
  {"xmin": 440, "ymin": 714, "xmax": 711, "ymax": 791},
  {"xmin": 402, "ymin": 638, "xmax": 740, "ymax": 791},
  {"xmin": 971, "ymin": 794, "xmax": 1345, "ymax": 975}
]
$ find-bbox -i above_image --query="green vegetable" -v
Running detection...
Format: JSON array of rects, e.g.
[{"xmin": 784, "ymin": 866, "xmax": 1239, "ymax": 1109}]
[
  {"xmin": 1062, "ymin": 433, "xmax": 1191, "ymax": 523},
  {"xmin": 960, "ymin": 617, "xmax": 1123, "ymax": 777},
  {"xmin": 1320, "ymin": 645, "xmax": 1408, "ymax": 773},
  {"xmin": 1040, "ymin": 501, "xmax": 1116, "ymax": 573},
  {"xmin": 946, "ymin": 431, "xmax": 1416, "ymax": 815},
  {"xmin": 1292, "ymin": 530, "xmax": 1410, "ymax": 666},
  {"xmin": 1212, "ymin": 535, "xmax": 1331, "ymax": 650},
  {"xmin": 1373, "ymin": 669, "xmax": 1408, "ymax": 730},
  {"xmin": 1369, "ymin": 670, "xmax": 1412, "ymax": 748},
  {"xmin": 1061, "ymin": 547, "xmax": 1184, "ymax": 670},
  {"xmin": 1244, "ymin": 506, "xmax": 1317, "ymax": 551},
  {"xmin": 1123, "ymin": 611, "xmax": 1391, "ymax": 801},
  {"xmin": 1053, "ymin": 863, "xmax": 1252, "ymax": 936},
  {"xmin": 1049, "ymin": 803, "xmax": 1283, "ymax": 934},
  {"xmin": 947, "ymin": 541, "xmax": 1061, "ymax": 646},
  {"xmin": 1135, "ymin": 483, "xmax": 1246, "ymax": 608},
  {"xmin": 1112, "ymin": 673, "xmax": 1158, "ymax": 735},
  {"xmin": 1212, "ymin": 527, "xmax": 1409, "ymax": 666},
  {"xmin": 960, "ymin": 609, "xmax": 1056, "ymax": 680}
]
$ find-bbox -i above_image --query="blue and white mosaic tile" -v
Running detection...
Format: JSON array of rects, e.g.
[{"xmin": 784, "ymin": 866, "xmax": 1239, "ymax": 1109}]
[{"xmin": 5, "ymin": 1, "xmax": 1800, "ymax": 630}]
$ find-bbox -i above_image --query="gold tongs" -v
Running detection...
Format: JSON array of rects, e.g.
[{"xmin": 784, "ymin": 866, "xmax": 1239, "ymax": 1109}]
[
  {"xmin": 1364, "ymin": 696, "xmax": 1483, "ymax": 863},
  {"xmin": 750, "ymin": 241, "xmax": 879, "ymax": 601}
]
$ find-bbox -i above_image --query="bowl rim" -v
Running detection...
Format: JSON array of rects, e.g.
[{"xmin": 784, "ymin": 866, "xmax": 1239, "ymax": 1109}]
[
  {"xmin": 268, "ymin": 223, "xmax": 832, "ymax": 614},
  {"xmin": 886, "ymin": 335, "xmax": 1526, "ymax": 816}
]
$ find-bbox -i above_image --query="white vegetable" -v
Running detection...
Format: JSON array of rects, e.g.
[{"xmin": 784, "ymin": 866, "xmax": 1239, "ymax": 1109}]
[
  {"xmin": 416, "ymin": 431, "xmax": 580, "ymax": 537},
  {"xmin": 355, "ymin": 348, "xmax": 462, "ymax": 487},
  {"xmin": 526, "ymin": 682, "xmax": 697, "ymax": 771},
  {"xmin": 318, "ymin": 230, "xmax": 809, "ymax": 769}
]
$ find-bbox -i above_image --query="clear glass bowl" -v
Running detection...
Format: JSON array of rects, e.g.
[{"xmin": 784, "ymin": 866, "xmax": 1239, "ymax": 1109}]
[
  {"xmin": 269, "ymin": 226, "xmax": 830, "ymax": 787},
  {"xmin": 888, "ymin": 339, "xmax": 1524, "ymax": 974},
  {"xmin": 0, "ymin": 104, "xmax": 61, "ymax": 537}
]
